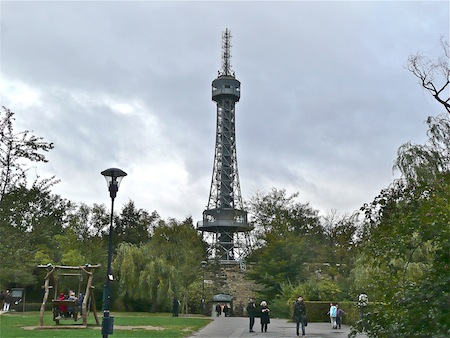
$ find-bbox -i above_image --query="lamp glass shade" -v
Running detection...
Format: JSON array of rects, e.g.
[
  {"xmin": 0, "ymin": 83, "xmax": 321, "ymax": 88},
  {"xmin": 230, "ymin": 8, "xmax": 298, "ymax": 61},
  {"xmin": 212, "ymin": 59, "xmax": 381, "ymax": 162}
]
[{"xmin": 101, "ymin": 168, "xmax": 127, "ymax": 188}]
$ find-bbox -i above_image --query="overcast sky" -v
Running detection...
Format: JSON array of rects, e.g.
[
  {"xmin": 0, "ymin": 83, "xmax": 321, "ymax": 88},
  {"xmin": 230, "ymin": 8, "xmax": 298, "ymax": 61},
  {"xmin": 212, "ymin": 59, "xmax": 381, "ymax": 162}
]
[{"xmin": 1, "ymin": 1, "xmax": 448, "ymax": 221}]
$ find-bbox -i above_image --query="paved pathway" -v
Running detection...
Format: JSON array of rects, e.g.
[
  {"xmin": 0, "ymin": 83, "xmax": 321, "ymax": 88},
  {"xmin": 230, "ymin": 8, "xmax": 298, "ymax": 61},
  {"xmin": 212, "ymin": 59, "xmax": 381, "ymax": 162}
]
[{"xmin": 188, "ymin": 316, "xmax": 368, "ymax": 338}]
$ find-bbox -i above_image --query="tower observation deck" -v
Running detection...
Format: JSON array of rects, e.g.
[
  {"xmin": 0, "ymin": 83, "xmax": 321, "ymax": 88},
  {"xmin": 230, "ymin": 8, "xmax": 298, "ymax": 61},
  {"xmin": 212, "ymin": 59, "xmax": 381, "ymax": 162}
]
[{"xmin": 197, "ymin": 29, "xmax": 253, "ymax": 264}]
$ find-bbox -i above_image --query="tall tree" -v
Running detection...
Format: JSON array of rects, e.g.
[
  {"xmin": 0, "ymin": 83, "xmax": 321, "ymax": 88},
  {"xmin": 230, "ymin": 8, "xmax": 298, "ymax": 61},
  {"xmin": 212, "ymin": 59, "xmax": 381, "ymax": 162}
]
[
  {"xmin": 354, "ymin": 173, "xmax": 449, "ymax": 337},
  {"xmin": 0, "ymin": 187, "xmax": 70, "ymax": 287},
  {"xmin": 0, "ymin": 107, "xmax": 56, "ymax": 202},
  {"xmin": 114, "ymin": 201, "xmax": 158, "ymax": 245},
  {"xmin": 0, "ymin": 210, "xmax": 35, "ymax": 287},
  {"xmin": 62, "ymin": 202, "xmax": 111, "ymax": 270},
  {"xmin": 351, "ymin": 109, "xmax": 450, "ymax": 337},
  {"xmin": 66, "ymin": 202, "xmax": 109, "ymax": 241},
  {"xmin": 249, "ymin": 188, "xmax": 322, "ymax": 241},
  {"xmin": 321, "ymin": 210, "xmax": 359, "ymax": 281},
  {"xmin": 148, "ymin": 217, "xmax": 207, "ymax": 290},
  {"xmin": 246, "ymin": 188, "xmax": 323, "ymax": 300},
  {"xmin": 113, "ymin": 217, "xmax": 207, "ymax": 312}
]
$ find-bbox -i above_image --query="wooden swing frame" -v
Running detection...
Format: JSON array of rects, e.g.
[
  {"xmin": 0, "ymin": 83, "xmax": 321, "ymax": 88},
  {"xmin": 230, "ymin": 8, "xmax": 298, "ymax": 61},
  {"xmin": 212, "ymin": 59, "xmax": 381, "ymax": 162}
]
[{"xmin": 38, "ymin": 264, "xmax": 101, "ymax": 326}]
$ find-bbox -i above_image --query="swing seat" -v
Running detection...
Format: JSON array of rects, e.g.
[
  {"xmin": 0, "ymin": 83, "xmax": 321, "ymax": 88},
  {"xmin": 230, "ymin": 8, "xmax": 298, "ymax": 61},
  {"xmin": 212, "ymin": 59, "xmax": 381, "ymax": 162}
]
[{"xmin": 52, "ymin": 300, "xmax": 79, "ymax": 323}]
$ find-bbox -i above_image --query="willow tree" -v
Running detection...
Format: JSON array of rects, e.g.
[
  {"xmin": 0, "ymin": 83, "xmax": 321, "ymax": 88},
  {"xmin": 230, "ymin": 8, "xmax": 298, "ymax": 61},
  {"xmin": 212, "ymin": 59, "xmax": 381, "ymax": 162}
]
[
  {"xmin": 351, "ymin": 41, "xmax": 450, "ymax": 335},
  {"xmin": 113, "ymin": 217, "xmax": 207, "ymax": 312},
  {"xmin": 351, "ymin": 116, "xmax": 450, "ymax": 337},
  {"xmin": 113, "ymin": 242, "xmax": 176, "ymax": 312},
  {"xmin": 147, "ymin": 217, "xmax": 207, "ymax": 312},
  {"xmin": 395, "ymin": 114, "xmax": 449, "ymax": 182}
]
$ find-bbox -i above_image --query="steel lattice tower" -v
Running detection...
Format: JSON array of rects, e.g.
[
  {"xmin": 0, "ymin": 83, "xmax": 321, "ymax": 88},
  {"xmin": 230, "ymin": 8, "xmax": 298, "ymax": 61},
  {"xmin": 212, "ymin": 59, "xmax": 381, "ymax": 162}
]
[{"xmin": 197, "ymin": 29, "xmax": 253, "ymax": 265}]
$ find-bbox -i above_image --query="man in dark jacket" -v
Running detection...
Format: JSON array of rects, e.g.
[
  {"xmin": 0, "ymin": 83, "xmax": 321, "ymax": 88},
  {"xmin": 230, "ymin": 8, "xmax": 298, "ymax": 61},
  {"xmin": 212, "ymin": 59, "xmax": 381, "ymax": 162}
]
[
  {"xmin": 293, "ymin": 296, "xmax": 307, "ymax": 337},
  {"xmin": 223, "ymin": 303, "xmax": 229, "ymax": 317},
  {"xmin": 215, "ymin": 303, "xmax": 222, "ymax": 316},
  {"xmin": 246, "ymin": 298, "xmax": 257, "ymax": 332},
  {"xmin": 172, "ymin": 296, "xmax": 180, "ymax": 317}
]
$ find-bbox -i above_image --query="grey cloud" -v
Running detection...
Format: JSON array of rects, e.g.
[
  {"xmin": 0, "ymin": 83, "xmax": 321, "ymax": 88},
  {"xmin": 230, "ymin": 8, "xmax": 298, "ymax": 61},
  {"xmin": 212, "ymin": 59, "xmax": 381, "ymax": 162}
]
[{"xmin": 1, "ymin": 0, "xmax": 447, "ymax": 219}]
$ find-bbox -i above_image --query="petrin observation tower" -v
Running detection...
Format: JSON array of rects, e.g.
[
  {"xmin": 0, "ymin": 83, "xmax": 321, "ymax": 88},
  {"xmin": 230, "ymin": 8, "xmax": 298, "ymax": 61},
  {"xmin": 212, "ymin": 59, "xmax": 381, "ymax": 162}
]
[{"xmin": 197, "ymin": 29, "xmax": 253, "ymax": 265}]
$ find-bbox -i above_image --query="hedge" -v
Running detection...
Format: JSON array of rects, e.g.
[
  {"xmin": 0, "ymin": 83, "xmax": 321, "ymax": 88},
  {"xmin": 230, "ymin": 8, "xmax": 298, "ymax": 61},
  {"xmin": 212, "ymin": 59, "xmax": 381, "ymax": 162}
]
[{"xmin": 275, "ymin": 301, "xmax": 363, "ymax": 327}]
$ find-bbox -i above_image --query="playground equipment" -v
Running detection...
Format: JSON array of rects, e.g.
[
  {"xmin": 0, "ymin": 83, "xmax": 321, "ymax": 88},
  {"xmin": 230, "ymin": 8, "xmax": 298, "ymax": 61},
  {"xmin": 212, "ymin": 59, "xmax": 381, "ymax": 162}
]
[{"xmin": 38, "ymin": 264, "xmax": 101, "ymax": 326}]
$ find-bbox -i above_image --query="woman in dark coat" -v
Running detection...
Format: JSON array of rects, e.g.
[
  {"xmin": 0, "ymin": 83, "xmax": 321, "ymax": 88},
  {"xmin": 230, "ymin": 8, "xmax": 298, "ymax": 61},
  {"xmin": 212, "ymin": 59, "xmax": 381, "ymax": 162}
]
[{"xmin": 260, "ymin": 300, "xmax": 270, "ymax": 332}]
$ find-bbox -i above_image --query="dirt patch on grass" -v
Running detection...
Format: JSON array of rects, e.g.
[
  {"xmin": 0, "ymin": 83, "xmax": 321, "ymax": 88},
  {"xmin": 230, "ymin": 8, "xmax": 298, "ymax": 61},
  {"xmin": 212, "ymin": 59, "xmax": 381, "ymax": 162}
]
[
  {"xmin": 23, "ymin": 326, "xmax": 88, "ymax": 330},
  {"xmin": 108, "ymin": 325, "xmax": 165, "ymax": 331}
]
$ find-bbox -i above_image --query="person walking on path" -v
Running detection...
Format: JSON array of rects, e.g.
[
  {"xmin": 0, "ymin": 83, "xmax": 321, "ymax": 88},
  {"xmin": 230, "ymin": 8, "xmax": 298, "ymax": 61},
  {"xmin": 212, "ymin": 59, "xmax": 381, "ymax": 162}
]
[
  {"xmin": 336, "ymin": 304, "xmax": 345, "ymax": 329},
  {"xmin": 246, "ymin": 298, "xmax": 257, "ymax": 332},
  {"xmin": 328, "ymin": 303, "xmax": 338, "ymax": 329},
  {"xmin": 223, "ymin": 303, "xmax": 229, "ymax": 317},
  {"xmin": 260, "ymin": 300, "xmax": 270, "ymax": 333},
  {"xmin": 3, "ymin": 290, "xmax": 12, "ymax": 312},
  {"xmin": 215, "ymin": 303, "xmax": 222, "ymax": 317},
  {"xmin": 293, "ymin": 295, "xmax": 307, "ymax": 337}
]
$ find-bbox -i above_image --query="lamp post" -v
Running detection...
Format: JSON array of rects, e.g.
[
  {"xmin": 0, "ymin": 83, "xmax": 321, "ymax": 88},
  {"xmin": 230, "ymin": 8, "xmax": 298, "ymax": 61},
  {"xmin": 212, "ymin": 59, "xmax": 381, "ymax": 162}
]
[
  {"xmin": 101, "ymin": 168, "xmax": 127, "ymax": 338},
  {"xmin": 201, "ymin": 260, "xmax": 207, "ymax": 314}
]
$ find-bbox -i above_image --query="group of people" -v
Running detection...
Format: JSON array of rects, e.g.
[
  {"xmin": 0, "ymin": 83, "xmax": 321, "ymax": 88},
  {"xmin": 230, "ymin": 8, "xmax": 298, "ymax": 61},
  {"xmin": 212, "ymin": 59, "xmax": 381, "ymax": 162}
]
[
  {"xmin": 194, "ymin": 293, "xmax": 361, "ymax": 336},
  {"xmin": 246, "ymin": 298, "xmax": 271, "ymax": 333},
  {"xmin": 215, "ymin": 302, "xmax": 231, "ymax": 317},
  {"xmin": 328, "ymin": 302, "xmax": 346, "ymax": 329},
  {"xmin": 246, "ymin": 296, "xmax": 308, "ymax": 336},
  {"xmin": 0, "ymin": 290, "xmax": 13, "ymax": 312},
  {"xmin": 246, "ymin": 296, "xmax": 347, "ymax": 337},
  {"xmin": 56, "ymin": 290, "xmax": 82, "ymax": 319}
]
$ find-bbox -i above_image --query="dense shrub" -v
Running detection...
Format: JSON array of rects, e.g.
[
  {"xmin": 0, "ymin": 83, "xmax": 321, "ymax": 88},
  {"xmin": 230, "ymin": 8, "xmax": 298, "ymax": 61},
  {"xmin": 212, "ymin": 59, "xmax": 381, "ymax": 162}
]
[{"xmin": 267, "ymin": 299, "xmax": 361, "ymax": 326}]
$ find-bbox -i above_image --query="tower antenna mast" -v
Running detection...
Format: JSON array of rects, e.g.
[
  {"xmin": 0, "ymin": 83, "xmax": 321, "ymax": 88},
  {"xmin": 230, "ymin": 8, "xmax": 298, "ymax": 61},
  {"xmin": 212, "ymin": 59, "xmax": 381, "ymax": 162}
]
[{"xmin": 219, "ymin": 28, "xmax": 235, "ymax": 77}]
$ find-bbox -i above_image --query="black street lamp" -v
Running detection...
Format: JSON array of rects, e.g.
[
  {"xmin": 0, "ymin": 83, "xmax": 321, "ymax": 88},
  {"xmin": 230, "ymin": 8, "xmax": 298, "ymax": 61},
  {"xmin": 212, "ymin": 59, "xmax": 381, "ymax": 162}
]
[
  {"xmin": 101, "ymin": 168, "xmax": 127, "ymax": 338},
  {"xmin": 201, "ymin": 260, "xmax": 207, "ymax": 313}
]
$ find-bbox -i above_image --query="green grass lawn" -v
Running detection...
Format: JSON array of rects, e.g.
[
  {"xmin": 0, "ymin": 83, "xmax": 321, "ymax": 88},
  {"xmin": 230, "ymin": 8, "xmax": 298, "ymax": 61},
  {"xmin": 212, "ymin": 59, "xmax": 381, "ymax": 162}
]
[{"xmin": 0, "ymin": 312, "xmax": 212, "ymax": 338}]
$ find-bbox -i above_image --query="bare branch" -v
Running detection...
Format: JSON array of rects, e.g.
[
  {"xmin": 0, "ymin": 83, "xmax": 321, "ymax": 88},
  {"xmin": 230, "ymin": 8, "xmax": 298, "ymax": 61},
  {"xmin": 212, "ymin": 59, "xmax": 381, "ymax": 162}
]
[{"xmin": 407, "ymin": 38, "xmax": 450, "ymax": 114}]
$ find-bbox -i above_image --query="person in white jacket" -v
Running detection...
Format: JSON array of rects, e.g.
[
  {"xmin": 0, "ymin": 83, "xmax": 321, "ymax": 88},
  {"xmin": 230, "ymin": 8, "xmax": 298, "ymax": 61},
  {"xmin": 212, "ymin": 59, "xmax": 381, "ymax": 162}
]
[{"xmin": 328, "ymin": 303, "xmax": 337, "ymax": 329}]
